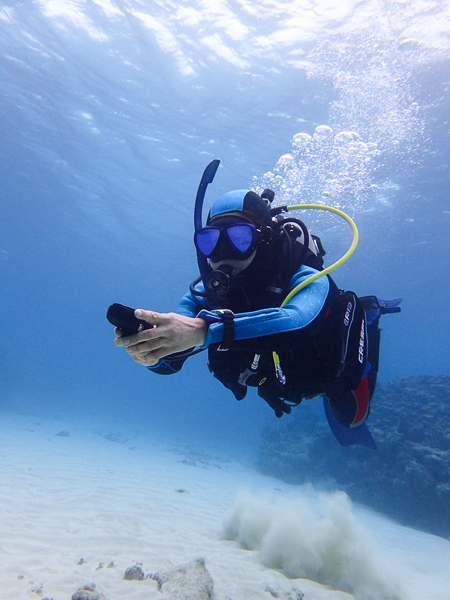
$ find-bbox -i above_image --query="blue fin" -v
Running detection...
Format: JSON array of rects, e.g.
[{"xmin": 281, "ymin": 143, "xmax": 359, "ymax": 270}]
[
  {"xmin": 379, "ymin": 296, "xmax": 403, "ymax": 314},
  {"xmin": 323, "ymin": 396, "xmax": 377, "ymax": 449},
  {"xmin": 361, "ymin": 295, "xmax": 403, "ymax": 324}
]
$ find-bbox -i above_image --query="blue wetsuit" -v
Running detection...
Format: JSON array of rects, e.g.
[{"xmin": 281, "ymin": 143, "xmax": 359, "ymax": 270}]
[
  {"xmin": 146, "ymin": 256, "xmax": 387, "ymax": 429},
  {"xmin": 149, "ymin": 264, "xmax": 331, "ymax": 373},
  {"xmin": 147, "ymin": 263, "xmax": 349, "ymax": 416},
  {"xmin": 191, "ymin": 265, "xmax": 329, "ymax": 346}
]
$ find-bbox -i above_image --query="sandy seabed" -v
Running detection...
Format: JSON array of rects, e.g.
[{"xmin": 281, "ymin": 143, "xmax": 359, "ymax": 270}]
[{"xmin": 0, "ymin": 412, "xmax": 449, "ymax": 600}]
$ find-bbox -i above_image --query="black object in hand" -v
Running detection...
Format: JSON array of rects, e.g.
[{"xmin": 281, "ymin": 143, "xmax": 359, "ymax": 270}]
[{"xmin": 106, "ymin": 303, "xmax": 153, "ymax": 337}]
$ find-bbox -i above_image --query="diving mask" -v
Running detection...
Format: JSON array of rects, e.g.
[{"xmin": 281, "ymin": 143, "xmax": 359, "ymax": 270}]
[{"xmin": 194, "ymin": 221, "xmax": 260, "ymax": 261}]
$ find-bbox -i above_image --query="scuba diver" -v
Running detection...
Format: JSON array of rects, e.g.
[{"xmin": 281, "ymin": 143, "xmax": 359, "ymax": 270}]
[{"xmin": 112, "ymin": 160, "xmax": 401, "ymax": 447}]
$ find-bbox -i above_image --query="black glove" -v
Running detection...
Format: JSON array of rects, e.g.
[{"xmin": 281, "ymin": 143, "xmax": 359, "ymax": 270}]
[
  {"xmin": 273, "ymin": 400, "xmax": 292, "ymax": 418},
  {"xmin": 258, "ymin": 378, "xmax": 298, "ymax": 418},
  {"xmin": 227, "ymin": 380, "xmax": 247, "ymax": 401}
]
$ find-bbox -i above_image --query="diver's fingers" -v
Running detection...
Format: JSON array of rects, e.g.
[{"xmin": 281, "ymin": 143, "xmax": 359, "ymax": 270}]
[
  {"xmin": 125, "ymin": 336, "xmax": 165, "ymax": 357},
  {"xmin": 114, "ymin": 334, "xmax": 131, "ymax": 347},
  {"xmin": 132, "ymin": 352, "xmax": 161, "ymax": 367},
  {"xmin": 126, "ymin": 343, "xmax": 167, "ymax": 366},
  {"xmin": 114, "ymin": 325, "xmax": 161, "ymax": 348},
  {"xmin": 134, "ymin": 309, "xmax": 166, "ymax": 326},
  {"xmin": 114, "ymin": 335, "xmax": 125, "ymax": 347},
  {"xmin": 113, "ymin": 310, "xmax": 164, "ymax": 348}
]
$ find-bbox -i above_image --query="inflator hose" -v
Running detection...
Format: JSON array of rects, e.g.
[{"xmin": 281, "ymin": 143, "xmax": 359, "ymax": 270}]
[
  {"xmin": 281, "ymin": 203, "xmax": 359, "ymax": 306},
  {"xmin": 272, "ymin": 203, "xmax": 359, "ymax": 376}
]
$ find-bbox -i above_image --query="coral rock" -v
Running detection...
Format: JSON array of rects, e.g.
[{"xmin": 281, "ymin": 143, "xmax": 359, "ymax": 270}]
[
  {"xmin": 71, "ymin": 583, "xmax": 108, "ymax": 600},
  {"xmin": 150, "ymin": 558, "xmax": 214, "ymax": 600},
  {"xmin": 124, "ymin": 565, "xmax": 145, "ymax": 580}
]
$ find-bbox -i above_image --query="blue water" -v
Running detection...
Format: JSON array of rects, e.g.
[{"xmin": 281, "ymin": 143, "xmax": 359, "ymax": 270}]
[{"xmin": 1, "ymin": 0, "xmax": 449, "ymax": 462}]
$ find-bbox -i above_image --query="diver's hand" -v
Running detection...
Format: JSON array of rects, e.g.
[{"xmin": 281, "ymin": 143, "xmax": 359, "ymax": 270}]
[
  {"xmin": 257, "ymin": 378, "xmax": 299, "ymax": 418},
  {"xmin": 114, "ymin": 309, "xmax": 207, "ymax": 367},
  {"xmin": 269, "ymin": 398, "xmax": 292, "ymax": 418}
]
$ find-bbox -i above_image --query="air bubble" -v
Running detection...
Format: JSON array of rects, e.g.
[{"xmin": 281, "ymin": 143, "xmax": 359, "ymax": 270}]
[
  {"xmin": 314, "ymin": 125, "xmax": 333, "ymax": 140},
  {"xmin": 293, "ymin": 132, "xmax": 312, "ymax": 145},
  {"xmin": 335, "ymin": 131, "xmax": 361, "ymax": 144},
  {"xmin": 277, "ymin": 154, "xmax": 295, "ymax": 166}
]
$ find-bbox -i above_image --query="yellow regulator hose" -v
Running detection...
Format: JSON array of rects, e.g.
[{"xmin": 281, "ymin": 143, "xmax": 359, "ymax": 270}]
[{"xmin": 272, "ymin": 203, "xmax": 359, "ymax": 383}]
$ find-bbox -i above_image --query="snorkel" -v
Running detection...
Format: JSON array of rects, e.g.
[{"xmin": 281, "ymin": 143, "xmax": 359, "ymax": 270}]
[{"xmin": 191, "ymin": 159, "xmax": 221, "ymax": 299}]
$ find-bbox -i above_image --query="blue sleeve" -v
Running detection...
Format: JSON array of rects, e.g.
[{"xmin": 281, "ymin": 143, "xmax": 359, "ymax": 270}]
[
  {"xmin": 198, "ymin": 266, "xmax": 330, "ymax": 348},
  {"xmin": 175, "ymin": 283, "xmax": 209, "ymax": 317}
]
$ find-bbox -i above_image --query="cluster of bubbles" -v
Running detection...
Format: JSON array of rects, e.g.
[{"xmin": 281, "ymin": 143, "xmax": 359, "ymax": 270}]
[
  {"xmin": 308, "ymin": 34, "xmax": 428, "ymax": 160},
  {"xmin": 253, "ymin": 31, "xmax": 432, "ymax": 216},
  {"xmin": 252, "ymin": 125, "xmax": 381, "ymax": 213}
]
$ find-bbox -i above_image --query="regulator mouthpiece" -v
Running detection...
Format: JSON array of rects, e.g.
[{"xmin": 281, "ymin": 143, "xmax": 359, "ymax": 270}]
[{"xmin": 206, "ymin": 268, "xmax": 232, "ymax": 296}]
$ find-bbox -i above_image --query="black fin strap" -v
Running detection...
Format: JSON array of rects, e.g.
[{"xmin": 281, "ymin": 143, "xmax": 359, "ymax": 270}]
[{"xmin": 214, "ymin": 309, "xmax": 235, "ymax": 351}]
